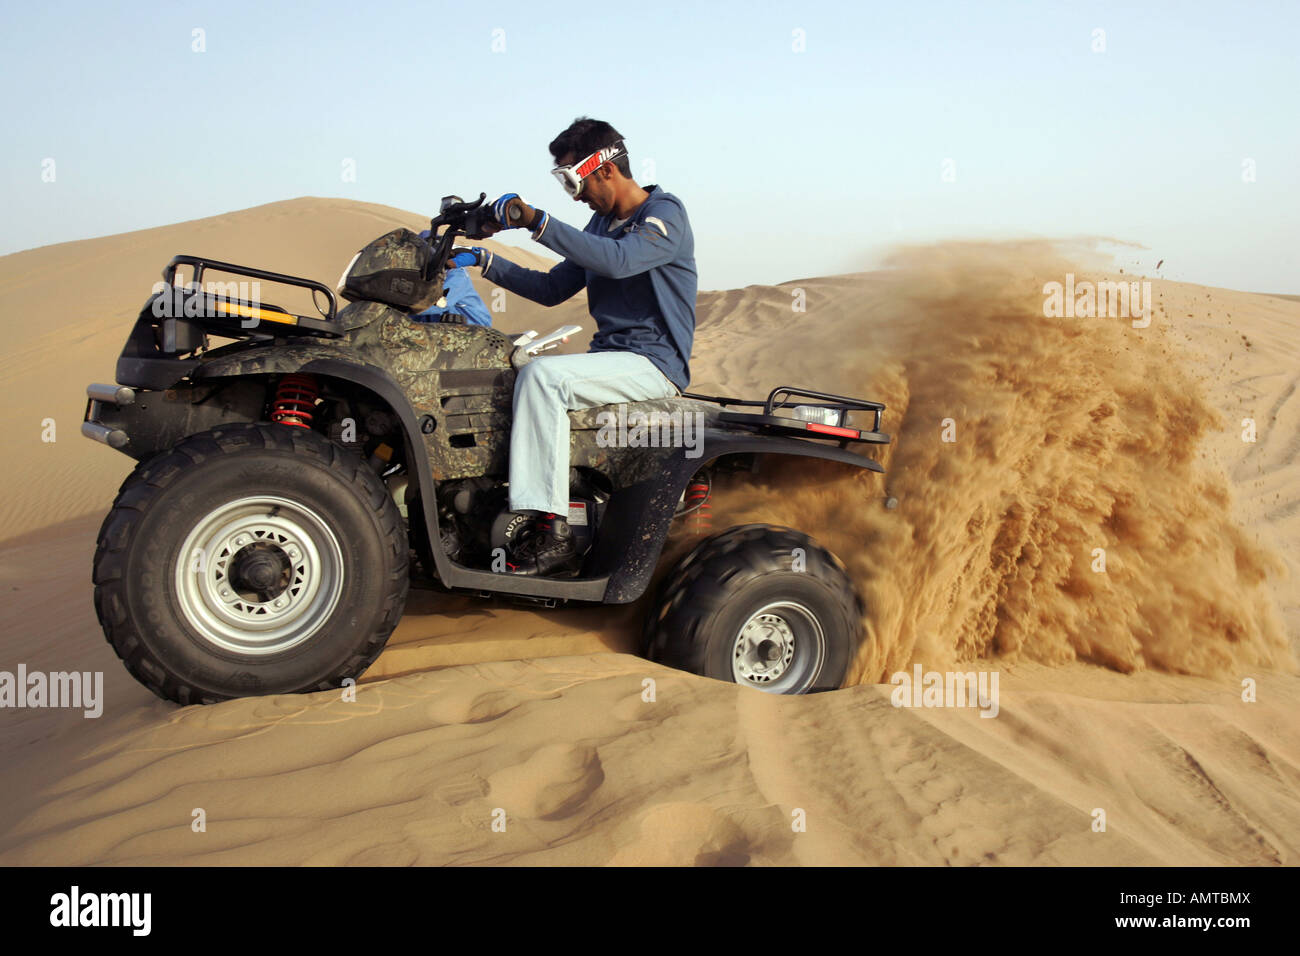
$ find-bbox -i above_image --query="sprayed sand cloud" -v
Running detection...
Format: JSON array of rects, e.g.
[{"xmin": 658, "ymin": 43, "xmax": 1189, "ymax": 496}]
[{"xmin": 700, "ymin": 240, "xmax": 1291, "ymax": 683}]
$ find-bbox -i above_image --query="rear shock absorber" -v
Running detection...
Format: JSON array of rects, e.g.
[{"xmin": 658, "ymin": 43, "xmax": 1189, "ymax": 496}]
[
  {"xmin": 270, "ymin": 374, "xmax": 319, "ymax": 429},
  {"xmin": 685, "ymin": 479, "xmax": 712, "ymax": 535}
]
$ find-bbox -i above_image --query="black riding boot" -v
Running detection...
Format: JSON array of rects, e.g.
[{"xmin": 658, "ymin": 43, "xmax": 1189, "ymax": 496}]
[{"xmin": 505, "ymin": 513, "xmax": 581, "ymax": 576}]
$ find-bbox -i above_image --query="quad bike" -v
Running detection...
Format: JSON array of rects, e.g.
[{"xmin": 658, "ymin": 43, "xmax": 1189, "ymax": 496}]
[{"xmin": 82, "ymin": 193, "xmax": 892, "ymax": 704}]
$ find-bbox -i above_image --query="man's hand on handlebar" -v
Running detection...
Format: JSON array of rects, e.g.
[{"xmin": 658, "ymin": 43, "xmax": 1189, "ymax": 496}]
[
  {"xmin": 447, "ymin": 246, "xmax": 489, "ymax": 269},
  {"xmin": 490, "ymin": 193, "xmax": 544, "ymax": 231}
]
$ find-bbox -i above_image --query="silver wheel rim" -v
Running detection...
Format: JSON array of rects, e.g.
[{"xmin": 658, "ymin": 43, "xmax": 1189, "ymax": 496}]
[
  {"xmin": 732, "ymin": 600, "xmax": 825, "ymax": 694},
  {"xmin": 174, "ymin": 495, "xmax": 344, "ymax": 656}
]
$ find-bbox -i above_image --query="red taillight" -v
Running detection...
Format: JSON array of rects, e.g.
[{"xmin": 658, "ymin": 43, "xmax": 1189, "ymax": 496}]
[{"xmin": 805, "ymin": 422, "xmax": 860, "ymax": 439}]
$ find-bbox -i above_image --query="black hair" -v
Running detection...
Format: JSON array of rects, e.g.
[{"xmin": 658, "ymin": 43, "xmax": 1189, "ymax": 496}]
[{"xmin": 549, "ymin": 117, "xmax": 632, "ymax": 178}]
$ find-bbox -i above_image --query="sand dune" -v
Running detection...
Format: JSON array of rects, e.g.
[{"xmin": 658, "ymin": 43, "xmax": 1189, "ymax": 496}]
[
  {"xmin": 2, "ymin": 653, "xmax": 1295, "ymax": 865},
  {"xmin": 1, "ymin": 200, "xmax": 1297, "ymax": 865}
]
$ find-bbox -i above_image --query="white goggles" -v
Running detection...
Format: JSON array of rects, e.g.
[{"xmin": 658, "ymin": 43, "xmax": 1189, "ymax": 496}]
[{"xmin": 551, "ymin": 141, "xmax": 626, "ymax": 197}]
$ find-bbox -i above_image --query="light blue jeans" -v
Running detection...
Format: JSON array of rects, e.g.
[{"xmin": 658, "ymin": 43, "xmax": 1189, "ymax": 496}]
[{"xmin": 509, "ymin": 351, "xmax": 680, "ymax": 515}]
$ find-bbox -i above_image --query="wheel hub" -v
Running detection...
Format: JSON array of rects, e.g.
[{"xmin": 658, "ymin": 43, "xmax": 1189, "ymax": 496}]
[
  {"xmin": 230, "ymin": 544, "xmax": 290, "ymax": 596},
  {"xmin": 734, "ymin": 612, "xmax": 797, "ymax": 683},
  {"xmin": 174, "ymin": 495, "xmax": 344, "ymax": 656},
  {"xmin": 731, "ymin": 600, "xmax": 827, "ymax": 693}
]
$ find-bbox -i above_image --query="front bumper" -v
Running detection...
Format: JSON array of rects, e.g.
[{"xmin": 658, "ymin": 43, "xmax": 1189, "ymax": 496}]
[{"xmin": 82, "ymin": 383, "xmax": 135, "ymax": 449}]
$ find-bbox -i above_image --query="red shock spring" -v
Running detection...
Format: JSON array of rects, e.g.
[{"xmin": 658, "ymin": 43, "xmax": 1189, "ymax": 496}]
[
  {"xmin": 271, "ymin": 374, "xmax": 319, "ymax": 428},
  {"xmin": 686, "ymin": 480, "xmax": 712, "ymax": 535}
]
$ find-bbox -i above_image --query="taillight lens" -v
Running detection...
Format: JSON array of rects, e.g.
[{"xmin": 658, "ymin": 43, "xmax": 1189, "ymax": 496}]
[{"xmin": 789, "ymin": 405, "xmax": 844, "ymax": 427}]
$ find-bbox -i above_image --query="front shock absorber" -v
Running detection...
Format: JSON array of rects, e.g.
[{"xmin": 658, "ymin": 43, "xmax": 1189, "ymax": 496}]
[{"xmin": 270, "ymin": 374, "xmax": 319, "ymax": 429}]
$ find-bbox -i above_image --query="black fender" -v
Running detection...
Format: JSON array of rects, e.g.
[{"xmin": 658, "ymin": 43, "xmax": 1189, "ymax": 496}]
[{"xmin": 593, "ymin": 428, "xmax": 883, "ymax": 604}]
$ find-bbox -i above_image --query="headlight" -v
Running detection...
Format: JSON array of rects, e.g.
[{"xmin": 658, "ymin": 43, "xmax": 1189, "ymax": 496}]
[{"xmin": 789, "ymin": 405, "xmax": 843, "ymax": 427}]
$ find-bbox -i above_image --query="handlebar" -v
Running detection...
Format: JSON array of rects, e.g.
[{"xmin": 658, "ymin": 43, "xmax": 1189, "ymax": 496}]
[
  {"xmin": 422, "ymin": 192, "xmax": 498, "ymax": 286},
  {"xmin": 423, "ymin": 197, "xmax": 585, "ymax": 348}
]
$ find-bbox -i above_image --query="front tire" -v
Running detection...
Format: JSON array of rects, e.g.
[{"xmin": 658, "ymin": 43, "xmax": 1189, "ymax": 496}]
[
  {"xmin": 93, "ymin": 423, "xmax": 409, "ymax": 704},
  {"xmin": 643, "ymin": 525, "xmax": 864, "ymax": 694}
]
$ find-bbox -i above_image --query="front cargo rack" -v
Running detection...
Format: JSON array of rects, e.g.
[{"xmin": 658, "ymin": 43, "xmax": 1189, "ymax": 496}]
[{"xmin": 157, "ymin": 254, "xmax": 342, "ymax": 338}]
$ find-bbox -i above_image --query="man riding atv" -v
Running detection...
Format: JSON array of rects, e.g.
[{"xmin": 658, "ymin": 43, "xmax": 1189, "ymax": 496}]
[
  {"xmin": 451, "ymin": 117, "xmax": 697, "ymax": 576},
  {"xmin": 82, "ymin": 125, "xmax": 894, "ymax": 701}
]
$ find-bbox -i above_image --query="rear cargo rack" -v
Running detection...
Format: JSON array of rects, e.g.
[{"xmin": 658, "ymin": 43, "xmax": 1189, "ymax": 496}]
[{"xmin": 682, "ymin": 386, "xmax": 888, "ymax": 444}]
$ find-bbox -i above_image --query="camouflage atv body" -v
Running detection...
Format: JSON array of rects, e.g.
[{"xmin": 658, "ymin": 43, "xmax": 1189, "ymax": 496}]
[{"xmin": 82, "ymin": 194, "xmax": 891, "ymax": 703}]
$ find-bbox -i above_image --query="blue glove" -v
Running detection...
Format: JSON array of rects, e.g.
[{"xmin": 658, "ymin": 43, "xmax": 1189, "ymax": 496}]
[
  {"xmin": 447, "ymin": 246, "xmax": 488, "ymax": 269},
  {"xmin": 490, "ymin": 193, "xmax": 521, "ymax": 227},
  {"xmin": 489, "ymin": 192, "xmax": 547, "ymax": 232}
]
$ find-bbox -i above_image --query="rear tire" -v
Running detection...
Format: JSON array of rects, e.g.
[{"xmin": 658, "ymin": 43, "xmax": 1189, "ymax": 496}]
[
  {"xmin": 643, "ymin": 524, "xmax": 864, "ymax": 694},
  {"xmin": 92, "ymin": 423, "xmax": 409, "ymax": 704}
]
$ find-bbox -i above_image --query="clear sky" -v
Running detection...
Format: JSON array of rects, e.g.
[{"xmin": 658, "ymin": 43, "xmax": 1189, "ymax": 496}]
[{"xmin": 2, "ymin": 0, "xmax": 1297, "ymax": 292}]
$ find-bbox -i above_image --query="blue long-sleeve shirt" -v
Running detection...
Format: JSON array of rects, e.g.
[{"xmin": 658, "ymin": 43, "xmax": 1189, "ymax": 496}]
[{"xmin": 481, "ymin": 185, "xmax": 696, "ymax": 390}]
